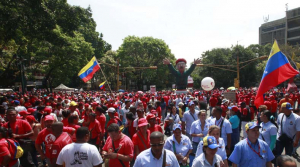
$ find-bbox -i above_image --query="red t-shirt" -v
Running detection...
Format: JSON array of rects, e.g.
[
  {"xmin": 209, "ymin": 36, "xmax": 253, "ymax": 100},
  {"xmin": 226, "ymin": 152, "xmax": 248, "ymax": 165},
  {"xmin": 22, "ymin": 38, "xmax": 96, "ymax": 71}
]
[
  {"xmin": 0, "ymin": 138, "xmax": 18, "ymax": 167},
  {"xmin": 132, "ymin": 130, "xmax": 150, "ymax": 158},
  {"xmin": 107, "ymin": 118, "xmax": 118, "ymax": 128},
  {"xmin": 156, "ymin": 106, "xmax": 162, "ymax": 118},
  {"xmin": 96, "ymin": 114, "xmax": 106, "ymax": 134},
  {"xmin": 128, "ymin": 122, "xmax": 137, "ymax": 138},
  {"xmin": 264, "ymin": 101, "xmax": 272, "ymax": 110},
  {"xmin": 221, "ymin": 104, "xmax": 227, "ymax": 117},
  {"xmin": 50, "ymin": 132, "xmax": 72, "ymax": 162},
  {"xmin": 209, "ymin": 97, "xmax": 218, "ymax": 107},
  {"xmin": 61, "ymin": 118, "xmax": 69, "ymax": 126},
  {"xmin": 66, "ymin": 124, "xmax": 81, "ymax": 142},
  {"xmin": 271, "ymin": 100, "xmax": 278, "ymax": 113},
  {"xmin": 35, "ymin": 127, "xmax": 74, "ymax": 158},
  {"xmin": 102, "ymin": 135, "xmax": 134, "ymax": 167},
  {"xmin": 86, "ymin": 120, "xmax": 102, "ymax": 139},
  {"xmin": 148, "ymin": 124, "xmax": 163, "ymax": 134},
  {"xmin": 35, "ymin": 128, "xmax": 55, "ymax": 158},
  {"xmin": 3, "ymin": 119, "xmax": 32, "ymax": 136}
]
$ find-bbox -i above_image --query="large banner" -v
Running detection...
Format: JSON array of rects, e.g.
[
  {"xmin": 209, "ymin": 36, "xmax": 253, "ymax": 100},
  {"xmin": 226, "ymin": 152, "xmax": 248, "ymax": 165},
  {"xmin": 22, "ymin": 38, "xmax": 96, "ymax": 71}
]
[
  {"xmin": 150, "ymin": 85, "xmax": 156, "ymax": 93},
  {"xmin": 223, "ymin": 92, "xmax": 236, "ymax": 102}
]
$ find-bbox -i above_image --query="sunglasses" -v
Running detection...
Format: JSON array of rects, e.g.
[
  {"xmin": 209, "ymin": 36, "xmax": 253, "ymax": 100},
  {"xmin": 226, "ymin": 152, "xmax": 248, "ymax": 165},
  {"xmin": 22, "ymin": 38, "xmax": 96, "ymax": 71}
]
[{"xmin": 150, "ymin": 143, "xmax": 164, "ymax": 147}]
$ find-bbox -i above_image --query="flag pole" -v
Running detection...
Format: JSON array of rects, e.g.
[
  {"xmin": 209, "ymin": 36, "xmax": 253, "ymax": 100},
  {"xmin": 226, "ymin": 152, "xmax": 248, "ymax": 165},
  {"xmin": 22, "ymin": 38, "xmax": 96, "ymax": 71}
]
[{"xmin": 99, "ymin": 64, "xmax": 114, "ymax": 94}]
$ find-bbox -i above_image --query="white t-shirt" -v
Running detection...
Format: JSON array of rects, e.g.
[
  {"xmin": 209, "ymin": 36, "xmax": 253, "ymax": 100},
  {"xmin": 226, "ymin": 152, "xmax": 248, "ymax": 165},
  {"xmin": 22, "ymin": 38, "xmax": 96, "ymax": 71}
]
[{"xmin": 57, "ymin": 143, "xmax": 103, "ymax": 167}]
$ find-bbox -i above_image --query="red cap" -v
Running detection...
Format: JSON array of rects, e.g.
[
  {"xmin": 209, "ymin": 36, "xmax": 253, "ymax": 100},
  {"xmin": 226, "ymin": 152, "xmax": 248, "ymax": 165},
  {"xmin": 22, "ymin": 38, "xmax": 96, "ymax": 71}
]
[
  {"xmin": 19, "ymin": 110, "xmax": 30, "ymax": 116},
  {"xmin": 27, "ymin": 108, "xmax": 37, "ymax": 114},
  {"xmin": 176, "ymin": 58, "xmax": 187, "ymax": 65},
  {"xmin": 146, "ymin": 114, "xmax": 156, "ymax": 121},
  {"xmin": 44, "ymin": 115, "xmax": 54, "ymax": 121},
  {"xmin": 44, "ymin": 108, "xmax": 52, "ymax": 114},
  {"xmin": 92, "ymin": 102, "xmax": 98, "ymax": 106},
  {"xmin": 113, "ymin": 104, "xmax": 118, "ymax": 109},
  {"xmin": 26, "ymin": 115, "xmax": 37, "ymax": 123},
  {"xmin": 138, "ymin": 118, "xmax": 148, "ymax": 127},
  {"xmin": 84, "ymin": 103, "xmax": 89, "ymax": 107},
  {"xmin": 229, "ymin": 106, "xmax": 239, "ymax": 112}
]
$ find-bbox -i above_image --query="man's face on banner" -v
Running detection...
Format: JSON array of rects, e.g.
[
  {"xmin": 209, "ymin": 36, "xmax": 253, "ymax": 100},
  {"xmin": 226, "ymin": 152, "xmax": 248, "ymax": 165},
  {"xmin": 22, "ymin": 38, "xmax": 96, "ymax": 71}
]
[{"xmin": 176, "ymin": 62, "xmax": 186, "ymax": 73}]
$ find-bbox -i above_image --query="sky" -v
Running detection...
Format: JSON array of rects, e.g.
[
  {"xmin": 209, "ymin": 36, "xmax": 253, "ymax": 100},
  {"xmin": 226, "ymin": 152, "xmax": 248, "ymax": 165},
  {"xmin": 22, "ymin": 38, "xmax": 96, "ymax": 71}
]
[{"xmin": 67, "ymin": 0, "xmax": 300, "ymax": 65}]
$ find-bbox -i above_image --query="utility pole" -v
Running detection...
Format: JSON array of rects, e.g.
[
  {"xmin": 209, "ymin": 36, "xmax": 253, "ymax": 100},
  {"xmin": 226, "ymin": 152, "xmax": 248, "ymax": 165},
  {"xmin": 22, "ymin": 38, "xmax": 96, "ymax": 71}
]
[{"xmin": 237, "ymin": 55, "xmax": 240, "ymax": 88}]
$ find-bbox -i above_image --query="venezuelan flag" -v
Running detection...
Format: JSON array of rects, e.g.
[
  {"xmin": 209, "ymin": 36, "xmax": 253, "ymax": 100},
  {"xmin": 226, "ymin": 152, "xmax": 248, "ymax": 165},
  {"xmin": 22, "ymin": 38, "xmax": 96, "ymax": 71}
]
[
  {"xmin": 99, "ymin": 81, "xmax": 105, "ymax": 89},
  {"xmin": 78, "ymin": 56, "xmax": 100, "ymax": 83},
  {"xmin": 254, "ymin": 40, "xmax": 299, "ymax": 107}
]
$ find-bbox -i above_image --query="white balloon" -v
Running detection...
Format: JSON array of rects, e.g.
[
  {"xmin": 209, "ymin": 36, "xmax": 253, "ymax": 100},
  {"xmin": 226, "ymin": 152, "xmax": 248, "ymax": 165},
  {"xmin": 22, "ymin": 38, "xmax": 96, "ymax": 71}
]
[{"xmin": 201, "ymin": 77, "xmax": 215, "ymax": 91}]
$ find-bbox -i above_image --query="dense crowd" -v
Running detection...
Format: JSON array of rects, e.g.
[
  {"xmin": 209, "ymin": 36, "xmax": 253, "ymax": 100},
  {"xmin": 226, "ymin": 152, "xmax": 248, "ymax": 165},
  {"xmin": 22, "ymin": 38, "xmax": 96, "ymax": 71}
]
[{"xmin": 0, "ymin": 88, "xmax": 299, "ymax": 167}]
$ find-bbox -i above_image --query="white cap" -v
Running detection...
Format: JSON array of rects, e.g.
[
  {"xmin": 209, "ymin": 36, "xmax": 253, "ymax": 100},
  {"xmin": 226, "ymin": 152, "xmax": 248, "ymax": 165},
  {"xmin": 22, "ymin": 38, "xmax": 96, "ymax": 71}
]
[{"xmin": 107, "ymin": 107, "xmax": 116, "ymax": 113}]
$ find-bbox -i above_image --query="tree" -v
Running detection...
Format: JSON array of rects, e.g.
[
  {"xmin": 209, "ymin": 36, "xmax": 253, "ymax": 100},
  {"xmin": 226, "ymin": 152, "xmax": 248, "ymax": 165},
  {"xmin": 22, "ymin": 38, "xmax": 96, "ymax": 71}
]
[{"xmin": 117, "ymin": 36, "xmax": 176, "ymax": 90}]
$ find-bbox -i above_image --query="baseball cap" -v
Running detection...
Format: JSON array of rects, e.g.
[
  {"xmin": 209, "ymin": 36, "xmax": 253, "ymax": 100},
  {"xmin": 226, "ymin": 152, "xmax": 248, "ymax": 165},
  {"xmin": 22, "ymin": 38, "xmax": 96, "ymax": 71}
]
[
  {"xmin": 26, "ymin": 115, "xmax": 37, "ymax": 123},
  {"xmin": 281, "ymin": 102, "xmax": 293, "ymax": 110},
  {"xmin": 107, "ymin": 107, "xmax": 116, "ymax": 113},
  {"xmin": 92, "ymin": 102, "xmax": 98, "ymax": 106},
  {"xmin": 203, "ymin": 136, "xmax": 219, "ymax": 149},
  {"xmin": 228, "ymin": 106, "xmax": 239, "ymax": 112},
  {"xmin": 84, "ymin": 103, "xmax": 89, "ymax": 107},
  {"xmin": 245, "ymin": 122, "xmax": 261, "ymax": 131},
  {"xmin": 138, "ymin": 118, "xmax": 148, "ymax": 127},
  {"xmin": 69, "ymin": 101, "xmax": 78, "ymax": 107},
  {"xmin": 188, "ymin": 101, "xmax": 195, "ymax": 106},
  {"xmin": 14, "ymin": 100, "xmax": 20, "ymax": 105},
  {"xmin": 178, "ymin": 102, "xmax": 184, "ymax": 106},
  {"xmin": 44, "ymin": 107, "xmax": 52, "ymax": 114},
  {"xmin": 173, "ymin": 123, "xmax": 182, "ymax": 131},
  {"xmin": 146, "ymin": 114, "xmax": 156, "ymax": 121},
  {"xmin": 44, "ymin": 115, "xmax": 54, "ymax": 121},
  {"xmin": 27, "ymin": 108, "xmax": 37, "ymax": 114},
  {"xmin": 222, "ymin": 99, "xmax": 229, "ymax": 104},
  {"xmin": 19, "ymin": 110, "xmax": 30, "ymax": 116}
]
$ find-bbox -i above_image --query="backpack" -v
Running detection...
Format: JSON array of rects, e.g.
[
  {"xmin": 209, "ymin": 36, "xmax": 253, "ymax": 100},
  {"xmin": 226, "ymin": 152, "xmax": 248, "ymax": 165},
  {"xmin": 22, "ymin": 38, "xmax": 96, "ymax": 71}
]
[{"xmin": 6, "ymin": 139, "xmax": 23, "ymax": 159}]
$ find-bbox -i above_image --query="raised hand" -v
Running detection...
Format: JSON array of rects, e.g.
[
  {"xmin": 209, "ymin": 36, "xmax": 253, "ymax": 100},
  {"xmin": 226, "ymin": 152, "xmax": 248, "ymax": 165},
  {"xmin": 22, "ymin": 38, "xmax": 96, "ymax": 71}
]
[
  {"xmin": 194, "ymin": 58, "xmax": 201, "ymax": 64},
  {"xmin": 163, "ymin": 58, "xmax": 170, "ymax": 65}
]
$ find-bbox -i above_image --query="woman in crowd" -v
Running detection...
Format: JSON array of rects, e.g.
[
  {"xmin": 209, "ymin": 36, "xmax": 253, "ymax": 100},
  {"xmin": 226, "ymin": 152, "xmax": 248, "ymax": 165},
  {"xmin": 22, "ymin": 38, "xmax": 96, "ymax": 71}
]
[
  {"xmin": 67, "ymin": 115, "xmax": 81, "ymax": 142},
  {"xmin": 190, "ymin": 110, "xmax": 210, "ymax": 156},
  {"xmin": 192, "ymin": 136, "xmax": 224, "ymax": 167},
  {"xmin": 164, "ymin": 123, "xmax": 193, "ymax": 166},
  {"xmin": 228, "ymin": 106, "xmax": 240, "ymax": 152},
  {"xmin": 259, "ymin": 110, "xmax": 277, "ymax": 151},
  {"xmin": 160, "ymin": 98, "xmax": 167, "ymax": 121},
  {"xmin": 132, "ymin": 118, "xmax": 150, "ymax": 158},
  {"xmin": 165, "ymin": 105, "xmax": 181, "ymax": 124},
  {"xmin": 178, "ymin": 102, "xmax": 184, "ymax": 120},
  {"xmin": 125, "ymin": 112, "xmax": 136, "ymax": 138},
  {"xmin": 196, "ymin": 125, "xmax": 228, "ymax": 167}
]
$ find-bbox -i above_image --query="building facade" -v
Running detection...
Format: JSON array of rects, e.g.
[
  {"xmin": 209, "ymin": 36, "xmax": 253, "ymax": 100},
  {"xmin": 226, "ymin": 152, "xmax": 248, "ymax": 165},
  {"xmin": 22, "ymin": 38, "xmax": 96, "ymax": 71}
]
[{"xmin": 259, "ymin": 7, "xmax": 300, "ymax": 46}]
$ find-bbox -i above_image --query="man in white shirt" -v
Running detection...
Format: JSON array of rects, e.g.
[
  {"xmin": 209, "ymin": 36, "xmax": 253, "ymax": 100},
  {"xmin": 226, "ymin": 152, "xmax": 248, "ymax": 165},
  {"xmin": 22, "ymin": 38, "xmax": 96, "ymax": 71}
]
[
  {"xmin": 56, "ymin": 127, "xmax": 103, "ymax": 167},
  {"xmin": 174, "ymin": 95, "xmax": 182, "ymax": 108}
]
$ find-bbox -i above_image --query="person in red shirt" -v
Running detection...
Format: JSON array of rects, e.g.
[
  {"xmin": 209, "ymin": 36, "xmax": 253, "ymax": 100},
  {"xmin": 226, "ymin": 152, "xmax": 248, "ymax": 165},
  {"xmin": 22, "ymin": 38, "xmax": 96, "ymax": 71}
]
[
  {"xmin": 209, "ymin": 95, "xmax": 218, "ymax": 115},
  {"xmin": 0, "ymin": 127, "xmax": 19, "ymax": 167},
  {"xmin": 107, "ymin": 107, "xmax": 121, "ymax": 128},
  {"xmin": 270, "ymin": 95, "xmax": 278, "ymax": 118},
  {"xmin": 95, "ymin": 106, "xmax": 106, "ymax": 145},
  {"xmin": 102, "ymin": 123, "xmax": 134, "ymax": 167},
  {"xmin": 125, "ymin": 112, "xmax": 136, "ymax": 138},
  {"xmin": 35, "ymin": 115, "xmax": 74, "ymax": 166},
  {"xmin": 221, "ymin": 99, "xmax": 229, "ymax": 118},
  {"xmin": 83, "ymin": 113, "xmax": 102, "ymax": 148},
  {"xmin": 49, "ymin": 122, "xmax": 72, "ymax": 166},
  {"xmin": 4, "ymin": 107, "xmax": 34, "ymax": 167},
  {"xmin": 66, "ymin": 115, "xmax": 81, "ymax": 142},
  {"xmin": 61, "ymin": 109, "xmax": 71, "ymax": 126},
  {"xmin": 147, "ymin": 114, "xmax": 163, "ymax": 134},
  {"xmin": 132, "ymin": 118, "xmax": 151, "ymax": 158},
  {"xmin": 155, "ymin": 101, "xmax": 162, "ymax": 119},
  {"xmin": 278, "ymin": 93, "xmax": 294, "ymax": 107}
]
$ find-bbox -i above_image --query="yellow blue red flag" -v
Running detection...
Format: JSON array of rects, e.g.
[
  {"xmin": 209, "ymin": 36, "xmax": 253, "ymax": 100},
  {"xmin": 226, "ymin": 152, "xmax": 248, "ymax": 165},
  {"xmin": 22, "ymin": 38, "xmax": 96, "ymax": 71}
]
[
  {"xmin": 99, "ymin": 81, "xmax": 105, "ymax": 89},
  {"xmin": 78, "ymin": 56, "xmax": 100, "ymax": 83},
  {"xmin": 254, "ymin": 40, "xmax": 299, "ymax": 107}
]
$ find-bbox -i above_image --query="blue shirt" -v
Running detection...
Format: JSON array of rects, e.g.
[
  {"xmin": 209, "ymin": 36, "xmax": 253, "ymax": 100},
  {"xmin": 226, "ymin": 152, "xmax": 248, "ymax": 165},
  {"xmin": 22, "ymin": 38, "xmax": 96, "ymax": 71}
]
[
  {"xmin": 228, "ymin": 138, "xmax": 275, "ymax": 167},
  {"xmin": 133, "ymin": 148, "xmax": 180, "ymax": 167},
  {"xmin": 190, "ymin": 120, "xmax": 210, "ymax": 142},
  {"xmin": 164, "ymin": 134, "xmax": 193, "ymax": 163},
  {"xmin": 229, "ymin": 115, "xmax": 240, "ymax": 129},
  {"xmin": 182, "ymin": 110, "xmax": 200, "ymax": 134}
]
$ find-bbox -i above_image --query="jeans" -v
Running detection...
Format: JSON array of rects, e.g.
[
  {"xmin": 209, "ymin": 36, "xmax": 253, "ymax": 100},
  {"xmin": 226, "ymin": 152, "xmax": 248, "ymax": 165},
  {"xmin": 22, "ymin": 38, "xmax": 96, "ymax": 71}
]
[
  {"xmin": 192, "ymin": 142, "xmax": 199, "ymax": 154},
  {"xmin": 209, "ymin": 106, "xmax": 213, "ymax": 115}
]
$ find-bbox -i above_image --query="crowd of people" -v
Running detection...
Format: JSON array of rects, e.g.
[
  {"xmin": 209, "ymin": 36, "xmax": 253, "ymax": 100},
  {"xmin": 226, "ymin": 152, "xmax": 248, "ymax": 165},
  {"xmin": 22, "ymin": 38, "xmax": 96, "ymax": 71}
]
[{"xmin": 0, "ymin": 88, "xmax": 299, "ymax": 167}]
